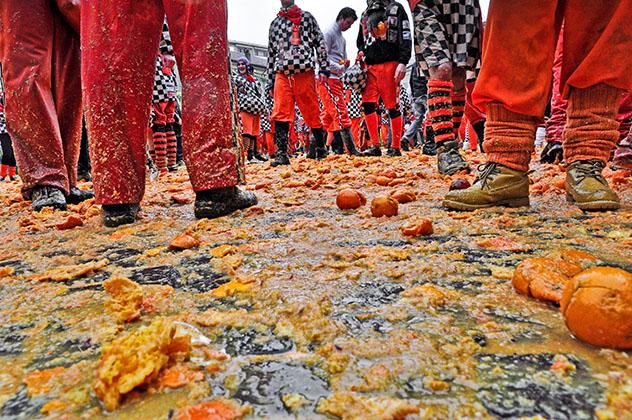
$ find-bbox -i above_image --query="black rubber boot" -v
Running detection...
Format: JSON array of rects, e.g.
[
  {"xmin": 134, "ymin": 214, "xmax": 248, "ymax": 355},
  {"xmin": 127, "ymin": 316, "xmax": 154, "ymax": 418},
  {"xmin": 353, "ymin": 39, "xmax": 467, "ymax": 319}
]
[
  {"xmin": 271, "ymin": 121, "xmax": 291, "ymax": 167},
  {"xmin": 252, "ymin": 138, "xmax": 268, "ymax": 162},
  {"xmin": 331, "ymin": 132, "xmax": 345, "ymax": 155},
  {"xmin": 102, "ymin": 204, "xmax": 140, "ymax": 228},
  {"xmin": 422, "ymin": 126, "xmax": 437, "ymax": 156},
  {"xmin": 306, "ymin": 140, "xmax": 317, "ymax": 159},
  {"xmin": 401, "ymin": 138, "xmax": 410, "ymax": 151},
  {"xmin": 174, "ymin": 122, "xmax": 184, "ymax": 165},
  {"xmin": 31, "ymin": 186, "xmax": 67, "ymax": 212},
  {"xmin": 67, "ymin": 187, "xmax": 95, "ymax": 205},
  {"xmin": 386, "ymin": 148, "xmax": 402, "ymax": 157},
  {"xmin": 194, "ymin": 187, "xmax": 258, "ymax": 219},
  {"xmin": 312, "ymin": 128, "xmax": 328, "ymax": 160},
  {"xmin": 341, "ymin": 128, "xmax": 360, "ymax": 156}
]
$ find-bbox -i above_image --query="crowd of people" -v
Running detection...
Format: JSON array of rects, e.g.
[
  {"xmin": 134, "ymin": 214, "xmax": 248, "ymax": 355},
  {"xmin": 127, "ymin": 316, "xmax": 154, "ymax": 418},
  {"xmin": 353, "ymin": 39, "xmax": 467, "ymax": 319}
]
[{"xmin": 0, "ymin": 0, "xmax": 630, "ymax": 228}]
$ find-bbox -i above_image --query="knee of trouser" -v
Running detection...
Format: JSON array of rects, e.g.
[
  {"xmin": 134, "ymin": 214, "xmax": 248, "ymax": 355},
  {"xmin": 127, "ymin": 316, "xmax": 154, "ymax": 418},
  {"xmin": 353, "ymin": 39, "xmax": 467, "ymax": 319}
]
[
  {"xmin": 363, "ymin": 103, "xmax": 377, "ymax": 115},
  {"xmin": 388, "ymin": 108, "xmax": 401, "ymax": 119}
]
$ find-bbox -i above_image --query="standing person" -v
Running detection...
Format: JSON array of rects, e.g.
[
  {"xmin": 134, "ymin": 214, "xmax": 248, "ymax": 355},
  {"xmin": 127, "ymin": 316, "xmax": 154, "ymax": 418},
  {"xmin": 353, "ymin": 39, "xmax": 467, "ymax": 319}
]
[
  {"xmin": 357, "ymin": 0, "xmax": 412, "ymax": 157},
  {"xmin": 402, "ymin": 63, "xmax": 428, "ymax": 149},
  {"xmin": 0, "ymin": 0, "xmax": 93, "ymax": 211},
  {"xmin": 398, "ymin": 82, "xmax": 413, "ymax": 150},
  {"xmin": 267, "ymin": 0, "xmax": 330, "ymax": 166},
  {"xmin": 319, "ymin": 7, "xmax": 360, "ymax": 156},
  {"xmin": 0, "ymin": 66, "xmax": 17, "ymax": 182},
  {"xmin": 444, "ymin": 0, "xmax": 632, "ymax": 212},
  {"xmin": 408, "ymin": 0, "xmax": 482, "ymax": 174},
  {"xmin": 82, "ymin": 0, "xmax": 257, "ymax": 227},
  {"xmin": 261, "ymin": 91, "xmax": 276, "ymax": 159},
  {"xmin": 235, "ymin": 57, "xmax": 266, "ymax": 163},
  {"xmin": 151, "ymin": 18, "xmax": 179, "ymax": 176},
  {"xmin": 346, "ymin": 86, "xmax": 364, "ymax": 151}
]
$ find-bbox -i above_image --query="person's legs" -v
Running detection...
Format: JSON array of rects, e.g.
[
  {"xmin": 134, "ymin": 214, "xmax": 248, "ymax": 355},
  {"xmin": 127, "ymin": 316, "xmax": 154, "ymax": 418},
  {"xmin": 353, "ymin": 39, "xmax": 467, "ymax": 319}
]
[
  {"xmin": 293, "ymin": 71, "xmax": 327, "ymax": 160},
  {"xmin": 82, "ymin": 0, "xmax": 163, "ymax": 214},
  {"xmin": 164, "ymin": 100, "xmax": 178, "ymax": 169},
  {"xmin": 270, "ymin": 73, "xmax": 294, "ymax": 165},
  {"xmin": 151, "ymin": 102, "xmax": 169, "ymax": 173},
  {"xmin": 164, "ymin": 0, "xmax": 255, "ymax": 218},
  {"xmin": 361, "ymin": 65, "xmax": 382, "ymax": 156},
  {"xmin": 445, "ymin": 0, "xmax": 562, "ymax": 210},
  {"xmin": 0, "ymin": 0, "xmax": 71, "ymax": 210}
]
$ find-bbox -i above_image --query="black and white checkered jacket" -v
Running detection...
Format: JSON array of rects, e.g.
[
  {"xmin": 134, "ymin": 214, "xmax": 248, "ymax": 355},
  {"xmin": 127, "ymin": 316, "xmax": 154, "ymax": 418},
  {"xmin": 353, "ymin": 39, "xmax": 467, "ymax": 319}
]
[
  {"xmin": 152, "ymin": 18, "xmax": 177, "ymax": 104},
  {"xmin": 234, "ymin": 73, "xmax": 265, "ymax": 115},
  {"xmin": 267, "ymin": 9, "xmax": 329, "ymax": 87},
  {"xmin": 261, "ymin": 93, "xmax": 274, "ymax": 132}
]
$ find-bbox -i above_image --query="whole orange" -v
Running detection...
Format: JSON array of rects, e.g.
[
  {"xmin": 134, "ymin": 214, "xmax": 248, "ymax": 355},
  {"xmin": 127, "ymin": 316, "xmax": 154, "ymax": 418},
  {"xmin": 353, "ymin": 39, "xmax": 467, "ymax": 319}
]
[
  {"xmin": 561, "ymin": 267, "xmax": 632, "ymax": 349},
  {"xmin": 336, "ymin": 189, "xmax": 366, "ymax": 210},
  {"xmin": 370, "ymin": 195, "xmax": 399, "ymax": 217}
]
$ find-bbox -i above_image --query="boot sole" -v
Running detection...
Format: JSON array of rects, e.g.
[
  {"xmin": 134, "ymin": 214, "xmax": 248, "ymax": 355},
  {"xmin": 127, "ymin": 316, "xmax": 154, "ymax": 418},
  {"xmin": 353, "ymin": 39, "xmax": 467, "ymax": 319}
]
[
  {"xmin": 443, "ymin": 197, "xmax": 530, "ymax": 211},
  {"xmin": 566, "ymin": 193, "xmax": 620, "ymax": 211}
]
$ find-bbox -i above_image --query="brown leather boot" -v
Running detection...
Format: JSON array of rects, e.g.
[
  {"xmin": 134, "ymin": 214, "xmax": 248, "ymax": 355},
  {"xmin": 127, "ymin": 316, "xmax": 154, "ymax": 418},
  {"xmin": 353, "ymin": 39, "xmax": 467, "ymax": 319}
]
[
  {"xmin": 443, "ymin": 162, "xmax": 530, "ymax": 210},
  {"xmin": 565, "ymin": 160, "xmax": 620, "ymax": 211}
]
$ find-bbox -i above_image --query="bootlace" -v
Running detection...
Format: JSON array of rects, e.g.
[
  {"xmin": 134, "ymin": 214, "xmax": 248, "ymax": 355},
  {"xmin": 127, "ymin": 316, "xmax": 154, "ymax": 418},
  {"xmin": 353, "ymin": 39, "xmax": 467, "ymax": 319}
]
[
  {"xmin": 474, "ymin": 162, "xmax": 501, "ymax": 188},
  {"xmin": 572, "ymin": 160, "xmax": 607, "ymax": 184}
]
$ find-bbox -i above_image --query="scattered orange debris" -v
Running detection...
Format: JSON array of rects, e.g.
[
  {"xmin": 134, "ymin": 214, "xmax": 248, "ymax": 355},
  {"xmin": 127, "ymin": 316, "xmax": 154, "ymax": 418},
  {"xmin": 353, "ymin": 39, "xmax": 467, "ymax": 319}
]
[
  {"xmin": 169, "ymin": 232, "xmax": 201, "ymax": 250},
  {"xmin": 390, "ymin": 189, "xmax": 416, "ymax": 204},
  {"xmin": 401, "ymin": 219, "xmax": 434, "ymax": 237},
  {"xmin": 55, "ymin": 215, "xmax": 84, "ymax": 230},
  {"xmin": 24, "ymin": 367, "xmax": 66, "ymax": 397},
  {"xmin": 94, "ymin": 317, "xmax": 191, "ymax": 411},
  {"xmin": 157, "ymin": 366, "xmax": 204, "ymax": 389},
  {"xmin": 177, "ymin": 400, "xmax": 243, "ymax": 420},
  {"xmin": 103, "ymin": 277, "xmax": 144, "ymax": 323}
]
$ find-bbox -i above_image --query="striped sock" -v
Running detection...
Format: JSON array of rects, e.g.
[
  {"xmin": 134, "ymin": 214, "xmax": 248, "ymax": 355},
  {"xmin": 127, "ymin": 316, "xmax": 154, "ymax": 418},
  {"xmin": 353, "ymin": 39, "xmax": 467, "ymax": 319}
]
[
  {"xmin": 166, "ymin": 124, "xmax": 177, "ymax": 168},
  {"xmin": 452, "ymin": 89, "xmax": 466, "ymax": 135},
  {"xmin": 427, "ymin": 79, "xmax": 454, "ymax": 144},
  {"xmin": 152, "ymin": 125, "xmax": 167, "ymax": 171}
]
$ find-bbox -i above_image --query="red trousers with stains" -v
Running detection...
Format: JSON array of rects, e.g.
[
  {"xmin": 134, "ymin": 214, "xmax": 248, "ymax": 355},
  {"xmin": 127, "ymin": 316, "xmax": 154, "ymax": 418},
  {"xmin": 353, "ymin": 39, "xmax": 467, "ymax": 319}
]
[
  {"xmin": 0, "ymin": 0, "xmax": 82, "ymax": 197},
  {"xmin": 473, "ymin": 0, "xmax": 632, "ymax": 171},
  {"xmin": 82, "ymin": 1, "xmax": 239, "ymax": 205}
]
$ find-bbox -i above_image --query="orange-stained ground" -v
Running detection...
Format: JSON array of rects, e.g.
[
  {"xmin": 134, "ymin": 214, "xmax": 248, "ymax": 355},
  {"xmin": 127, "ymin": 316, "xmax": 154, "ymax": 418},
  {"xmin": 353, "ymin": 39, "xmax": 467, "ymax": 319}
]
[{"xmin": 0, "ymin": 149, "xmax": 630, "ymax": 419}]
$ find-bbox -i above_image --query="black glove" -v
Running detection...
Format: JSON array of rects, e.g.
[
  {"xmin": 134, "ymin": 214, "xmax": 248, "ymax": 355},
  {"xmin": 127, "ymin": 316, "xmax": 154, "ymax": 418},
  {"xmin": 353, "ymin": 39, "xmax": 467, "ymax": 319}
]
[{"xmin": 540, "ymin": 141, "xmax": 564, "ymax": 164}]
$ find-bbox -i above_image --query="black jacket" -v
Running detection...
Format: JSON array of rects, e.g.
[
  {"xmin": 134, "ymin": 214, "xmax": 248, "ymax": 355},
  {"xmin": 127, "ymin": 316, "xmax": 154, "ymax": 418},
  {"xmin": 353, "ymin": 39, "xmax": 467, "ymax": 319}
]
[{"xmin": 357, "ymin": 1, "xmax": 412, "ymax": 66}]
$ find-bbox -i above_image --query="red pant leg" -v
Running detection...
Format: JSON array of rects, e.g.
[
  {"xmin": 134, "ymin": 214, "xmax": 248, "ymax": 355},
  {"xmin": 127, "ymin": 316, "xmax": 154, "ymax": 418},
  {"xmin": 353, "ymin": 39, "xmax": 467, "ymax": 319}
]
[
  {"xmin": 350, "ymin": 118, "xmax": 361, "ymax": 147},
  {"xmin": 0, "ymin": 0, "xmax": 78, "ymax": 196},
  {"xmin": 473, "ymin": 0, "xmax": 562, "ymax": 117},
  {"xmin": 318, "ymin": 78, "xmax": 351, "ymax": 132},
  {"xmin": 164, "ymin": 0, "xmax": 239, "ymax": 191},
  {"xmin": 82, "ymin": 1, "xmax": 163, "ymax": 204},
  {"xmin": 293, "ymin": 70, "xmax": 323, "ymax": 129},
  {"xmin": 272, "ymin": 73, "xmax": 295, "ymax": 123},
  {"xmin": 562, "ymin": 0, "xmax": 632, "ymax": 95},
  {"xmin": 545, "ymin": 27, "xmax": 568, "ymax": 143}
]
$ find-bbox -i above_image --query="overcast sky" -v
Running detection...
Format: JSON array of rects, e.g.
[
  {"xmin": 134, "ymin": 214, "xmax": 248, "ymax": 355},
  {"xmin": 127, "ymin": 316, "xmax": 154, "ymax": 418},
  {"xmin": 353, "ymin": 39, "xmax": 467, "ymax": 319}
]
[{"xmin": 227, "ymin": 0, "xmax": 489, "ymax": 59}]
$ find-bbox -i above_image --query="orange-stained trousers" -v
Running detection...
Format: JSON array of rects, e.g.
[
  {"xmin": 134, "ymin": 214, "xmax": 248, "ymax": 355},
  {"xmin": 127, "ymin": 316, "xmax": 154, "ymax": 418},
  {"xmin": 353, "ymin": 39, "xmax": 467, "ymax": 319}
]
[
  {"xmin": 272, "ymin": 70, "xmax": 322, "ymax": 129},
  {"xmin": 473, "ymin": 0, "xmax": 632, "ymax": 117},
  {"xmin": 82, "ymin": 0, "xmax": 239, "ymax": 205},
  {"xmin": 0, "ymin": 0, "xmax": 82, "ymax": 197},
  {"xmin": 318, "ymin": 78, "xmax": 351, "ymax": 132}
]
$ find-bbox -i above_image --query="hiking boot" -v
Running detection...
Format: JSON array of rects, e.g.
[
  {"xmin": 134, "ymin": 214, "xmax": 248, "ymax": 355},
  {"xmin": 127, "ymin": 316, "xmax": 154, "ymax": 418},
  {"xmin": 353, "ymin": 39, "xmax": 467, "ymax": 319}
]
[
  {"xmin": 102, "ymin": 204, "xmax": 140, "ymax": 228},
  {"xmin": 194, "ymin": 187, "xmax": 258, "ymax": 219},
  {"xmin": 67, "ymin": 187, "xmax": 95, "ymax": 205},
  {"xmin": 31, "ymin": 186, "xmax": 67, "ymax": 212},
  {"xmin": 362, "ymin": 145, "xmax": 382, "ymax": 157},
  {"xmin": 565, "ymin": 160, "xmax": 620, "ymax": 211},
  {"xmin": 436, "ymin": 140, "xmax": 469, "ymax": 175},
  {"xmin": 386, "ymin": 148, "xmax": 402, "ymax": 157},
  {"xmin": 443, "ymin": 162, "xmax": 530, "ymax": 210},
  {"xmin": 306, "ymin": 141, "xmax": 317, "ymax": 159},
  {"xmin": 341, "ymin": 128, "xmax": 360, "ymax": 156},
  {"xmin": 540, "ymin": 141, "xmax": 564, "ymax": 164}
]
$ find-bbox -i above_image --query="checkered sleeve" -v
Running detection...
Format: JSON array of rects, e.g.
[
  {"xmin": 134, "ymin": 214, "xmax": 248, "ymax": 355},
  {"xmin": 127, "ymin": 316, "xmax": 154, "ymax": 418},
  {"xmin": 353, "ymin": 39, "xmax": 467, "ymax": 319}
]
[
  {"xmin": 159, "ymin": 18, "xmax": 174, "ymax": 56},
  {"xmin": 305, "ymin": 12, "xmax": 329, "ymax": 75},
  {"xmin": 267, "ymin": 19, "xmax": 278, "ymax": 88}
]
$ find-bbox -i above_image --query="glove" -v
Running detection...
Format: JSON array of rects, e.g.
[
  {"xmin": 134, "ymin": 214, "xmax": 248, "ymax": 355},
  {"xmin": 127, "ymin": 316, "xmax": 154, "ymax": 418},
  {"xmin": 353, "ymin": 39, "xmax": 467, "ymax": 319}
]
[{"xmin": 540, "ymin": 141, "xmax": 564, "ymax": 164}]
